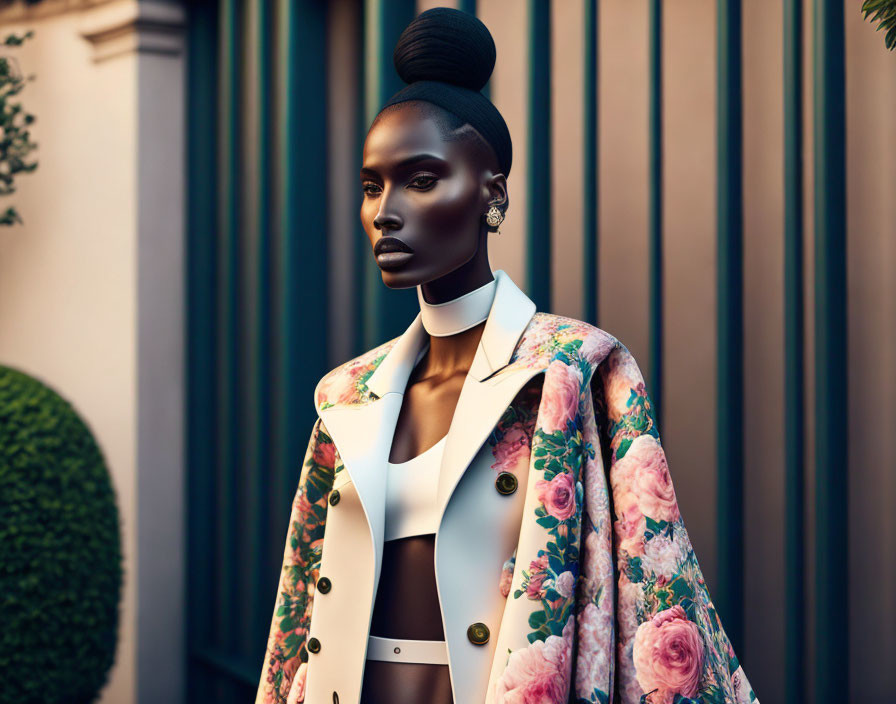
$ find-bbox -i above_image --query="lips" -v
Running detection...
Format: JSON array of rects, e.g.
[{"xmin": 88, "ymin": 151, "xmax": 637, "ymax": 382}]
[{"xmin": 374, "ymin": 236, "xmax": 414, "ymax": 256}]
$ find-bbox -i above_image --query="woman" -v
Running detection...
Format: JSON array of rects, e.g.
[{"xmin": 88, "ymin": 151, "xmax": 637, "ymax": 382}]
[{"xmin": 256, "ymin": 8, "xmax": 758, "ymax": 704}]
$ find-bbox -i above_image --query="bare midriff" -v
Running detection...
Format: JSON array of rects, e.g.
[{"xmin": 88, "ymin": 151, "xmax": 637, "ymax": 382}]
[
  {"xmin": 359, "ymin": 318, "xmax": 491, "ymax": 703},
  {"xmin": 360, "ymin": 534, "xmax": 452, "ymax": 704}
]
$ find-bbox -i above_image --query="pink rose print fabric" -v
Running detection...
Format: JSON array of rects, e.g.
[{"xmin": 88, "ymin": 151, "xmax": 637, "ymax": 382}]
[
  {"xmin": 633, "ymin": 606, "xmax": 703, "ymax": 704},
  {"xmin": 493, "ymin": 615, "xmax": 575, "ymax": 703},
  {"xmin": 489, "ymin": 316, "xmax": 757, "ymax": 704},
  {"xmin": 256, "ymin": 418, "xmax": 338, "ymax": 704}
]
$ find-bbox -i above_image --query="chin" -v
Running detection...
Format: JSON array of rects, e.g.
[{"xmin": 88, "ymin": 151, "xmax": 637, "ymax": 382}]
[
  {"xmin": 377, "ymin": 253, "xmax": 476, "ymax": 290},
  {"xmin": 378, "ymin": 265, "xmax": 426, "ymax": 290}
]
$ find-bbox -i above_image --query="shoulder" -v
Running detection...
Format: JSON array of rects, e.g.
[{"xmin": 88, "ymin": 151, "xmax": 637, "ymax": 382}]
[
  {"xmin": 511, "ymin": 311, "xmax": 621, "ymax": 373},
  {"xmin": 514, "ymin": 313, "xmax": 649, "ymax": 409},
  {"xmin": 313, "ymin": 335, "xmax": 401, "ymax": 411}
]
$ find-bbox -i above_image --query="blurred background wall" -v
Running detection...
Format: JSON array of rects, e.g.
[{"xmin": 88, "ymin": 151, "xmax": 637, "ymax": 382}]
[
  {"xmin": 0, "ymin": 1, "xmax": 892, "ymax": 703},
  {"xmin": 0, "ymin": 1, "xmax": 185, "ymax": 703}
]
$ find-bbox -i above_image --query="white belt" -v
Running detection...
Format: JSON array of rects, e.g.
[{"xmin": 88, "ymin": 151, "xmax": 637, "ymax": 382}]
[{"xmin": 366, "ymin": 634, "xmax": 449, "ymax": 665}]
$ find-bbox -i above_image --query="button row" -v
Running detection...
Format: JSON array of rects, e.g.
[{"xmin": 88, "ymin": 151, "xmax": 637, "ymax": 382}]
[{"xmin": 315, "ymin": 474, "xmax": 493, "ymax": 657}]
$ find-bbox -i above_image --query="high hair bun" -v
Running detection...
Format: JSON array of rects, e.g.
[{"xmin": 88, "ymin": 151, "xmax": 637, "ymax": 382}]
[
  {"xmin": 381, "ymin": 8, "xmax": 513, "ymax": 176},
  {"xmin": 392, "ymin": 7, "xmax": 496, "ymax": 92}
]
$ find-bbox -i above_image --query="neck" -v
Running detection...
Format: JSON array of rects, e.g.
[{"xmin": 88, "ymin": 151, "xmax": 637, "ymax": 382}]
[
  {"xmin": 418, "ymin": 247, "xmax": 494, "ymax": 304},
  {"xmin": 420, "ymin": 321, "xmax": 486, "ymax": 378},
  {"xmin": 417, "ymin": 275, "xmax": 496, "ymax": 337},
  {"xmin": 415, "ymin": 267, "xmax": 496, "ymax": 377}
]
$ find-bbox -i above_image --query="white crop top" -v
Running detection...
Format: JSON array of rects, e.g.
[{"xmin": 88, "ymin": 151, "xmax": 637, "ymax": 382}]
[{"xmin": 384, "ymin": 434, "xmax": 447, "ymax": 542}]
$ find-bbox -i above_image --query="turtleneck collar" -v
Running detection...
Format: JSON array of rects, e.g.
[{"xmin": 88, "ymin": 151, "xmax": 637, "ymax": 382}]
[{"xmin": 416, "ymin": 274, "xmax": 497, "ymax": 337}]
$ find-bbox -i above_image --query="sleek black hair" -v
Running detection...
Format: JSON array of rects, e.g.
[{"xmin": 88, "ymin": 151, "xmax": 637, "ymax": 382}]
[{"xmin": 374, "ymin": 7, "xmax": 513, "ymax": 177}]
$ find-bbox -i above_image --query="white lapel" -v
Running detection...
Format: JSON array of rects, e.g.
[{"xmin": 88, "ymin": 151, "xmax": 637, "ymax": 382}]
[
  {"xmin": 315, "ymin": 268, "xmax": 538, "ymax": 617},
  {"xmin": 312, "ymin": 312, "xmax": 429, "ymax": 594},
  {"xmin": 432, "ymin": 270, "xmax": 540, "ymax": 525}
]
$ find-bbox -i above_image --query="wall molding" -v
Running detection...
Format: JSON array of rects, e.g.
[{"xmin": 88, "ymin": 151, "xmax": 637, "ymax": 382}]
[{"xmin": 78, "ymin": 0, "xmax": 184, "ymax": 63}]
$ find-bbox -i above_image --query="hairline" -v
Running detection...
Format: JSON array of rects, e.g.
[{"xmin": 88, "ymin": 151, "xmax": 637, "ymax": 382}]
[{"xmin": 372, "ymin": 100, "xmax": 503, "ymax": 176}]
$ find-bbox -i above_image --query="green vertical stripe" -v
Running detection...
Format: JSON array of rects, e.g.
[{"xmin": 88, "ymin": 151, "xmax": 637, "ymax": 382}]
[
  {"xmin": 583, "ymin": 0, "xmax": 598, "ymax": 326},
  {"xmin": 274, "ymin": 0, "xmax": 329, "ymax": 549},
  {"xmin": 526, "ymin": 0, "xmax": 551, "ymax": 312},
  {"xmin": 185, "ymin": 0, "xmax": 218, "ymax": 699},
  {"xmin": 248, "ymin": 0, "xmax": 273, "ymax": 652},
  {"xmin": 187, "ymin": 0, "xmax": 332, "ymax": 691},
  {"xmin": 352, "ymin": 0, "xmax": 367, "ymax": 360},
  {"xmin": 715, "ymin": 0, "xmax": 744, "ymax": 655},
  {"xmin": 362, "ymin": 0, "xmax": 418, "ymax": 350},
  {"xmin": 783, "ymin": 0, "xmax": 806, "ymax": 699},
  {"xmin": 812, "ymin": 0, "xmax": 848, "ymax": 700},
  {"xmin": 216, "ymin": 0, "xmax": 241, "ymax": 657},
  {"xmin": 648, "ymin": 0, "xmax": 663, "ymax": 424}
]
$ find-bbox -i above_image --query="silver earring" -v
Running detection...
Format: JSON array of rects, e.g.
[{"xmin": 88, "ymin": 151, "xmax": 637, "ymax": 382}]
[{"xmin": 485, "ymin": 204, "xmax": 505, "ymax": 232}]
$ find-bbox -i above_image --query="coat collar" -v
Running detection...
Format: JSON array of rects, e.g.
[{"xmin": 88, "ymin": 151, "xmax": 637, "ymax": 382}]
[{"xmin": 363, "ymin": 268, "xmax": 537, "ymax": 398}]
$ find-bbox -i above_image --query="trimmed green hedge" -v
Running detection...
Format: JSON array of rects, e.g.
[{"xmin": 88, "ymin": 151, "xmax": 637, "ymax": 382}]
[{"xmin": 0, "ymin": 365, "xmax": 123, "ymax": 704}]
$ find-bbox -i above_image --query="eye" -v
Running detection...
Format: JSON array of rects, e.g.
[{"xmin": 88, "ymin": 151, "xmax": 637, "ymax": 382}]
[
  {"xmin": 361, "ymin": 181, "xmax": 381, "ymax": 197},
  {"xmin": 408, "ymin": 174, "xmax": 437, "ymax": 190}
]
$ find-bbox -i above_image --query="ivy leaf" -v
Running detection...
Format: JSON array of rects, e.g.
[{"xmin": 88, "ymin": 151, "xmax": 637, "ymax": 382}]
[
  {"xmin": 646, "ymin": 516, "xmax": 669, "ymax": 535},
  {"xmin": 669, "ymin": 576, "xmax": 695, "ymax": 603},
  {"xmin": 615, "ymin": 437, "xmax": 633, "ymax": 460},
  {"xmin": 528, "ymin": 609, "xmax": 547, "ymax": 630},
  {"xmin": 548, "ymin": 554, "xmax": 565, "ymax": 574},
  {"xmin": 536, "ymin": 515, "xmax": 559, "ymax": 530}
]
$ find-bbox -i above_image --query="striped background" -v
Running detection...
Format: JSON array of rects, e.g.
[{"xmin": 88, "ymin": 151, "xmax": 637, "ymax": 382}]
[{"xmin": 185, "ymin": 2, "xmax": 896, "ymax": 702}]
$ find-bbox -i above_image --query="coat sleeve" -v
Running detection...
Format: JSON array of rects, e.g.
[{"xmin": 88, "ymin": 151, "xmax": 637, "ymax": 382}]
[
  {"xmin": 578, "ymin": 340, "xmax": 758, "ymax": 704},
  {"xmin": 255, "ymin": 416, "xmax": 337, "ymax": 704}
]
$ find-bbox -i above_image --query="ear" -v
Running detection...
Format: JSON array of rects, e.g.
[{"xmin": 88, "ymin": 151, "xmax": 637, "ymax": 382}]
[{"xmin": 486, "ymin": 173, "xmax": 509, "ymax": 213}]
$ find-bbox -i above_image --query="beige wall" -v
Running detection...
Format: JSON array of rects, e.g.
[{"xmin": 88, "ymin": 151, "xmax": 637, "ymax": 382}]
[
  {"xmin": 0, "ymin": 5, "xmax": 138, "ymax": 704},
  {"xmin": 0, "ymin": 2, "xmax": 186, "ymax": 704}
]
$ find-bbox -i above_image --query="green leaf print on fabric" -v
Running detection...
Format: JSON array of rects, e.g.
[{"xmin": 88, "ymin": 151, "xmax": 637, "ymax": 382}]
[{"xmin": 256, "ymin": 418, "xmax": 338, "ymax": 704}]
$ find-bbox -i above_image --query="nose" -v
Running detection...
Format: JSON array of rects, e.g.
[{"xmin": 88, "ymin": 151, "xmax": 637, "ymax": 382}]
[
  {"xmin": 373, "ymin": 211, "xmax": 402, "ymax": 231},
  {"xmin": 373, "ymin": 194, "xmax": 402, "ymax": 231}
]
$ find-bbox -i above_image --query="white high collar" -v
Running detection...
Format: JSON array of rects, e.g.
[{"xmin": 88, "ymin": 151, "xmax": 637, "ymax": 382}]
[{"xmin": 416, "ymin": 274, "xmax": 497, "ymax": 337}]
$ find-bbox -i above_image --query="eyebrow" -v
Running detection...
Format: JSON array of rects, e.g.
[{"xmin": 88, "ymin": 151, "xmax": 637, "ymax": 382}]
[{"xmin": 360, "ymin": 152, "xmax": 446, "ymax": 177}]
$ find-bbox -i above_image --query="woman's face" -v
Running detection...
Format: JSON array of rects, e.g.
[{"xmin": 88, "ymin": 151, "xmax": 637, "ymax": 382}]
[{"xmin": 360, "ymin": 103, "xmax": 505, "ymax": 290}]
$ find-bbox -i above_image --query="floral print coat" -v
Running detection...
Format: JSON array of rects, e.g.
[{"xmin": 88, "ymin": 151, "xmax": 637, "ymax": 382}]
[{"xmin": 256, "ymin": 270, "xmax": 758, "ymax": 704}]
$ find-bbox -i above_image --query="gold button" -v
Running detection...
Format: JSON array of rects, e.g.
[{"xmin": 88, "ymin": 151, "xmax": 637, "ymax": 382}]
[
  {"xmin": 467, "ymin": 622, "xmax": 490, "ymax": 645},
  {"xmin": 317, "ymin": 576, "xmax": 331, "ymax": 594},
  {"xmin": 329, "ymin": 489, "xmax": 340, "ymax": 505},
  {"xmin": 495, "ymin": 471, "xmax": 518, "ymax": 495},
  {"xmin": 307, "ymin": 636, "xmax": 321, "ymax": 654}
]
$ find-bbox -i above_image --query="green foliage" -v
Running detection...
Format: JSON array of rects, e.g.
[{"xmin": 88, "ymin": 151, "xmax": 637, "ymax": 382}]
[
  {"xmin": 863, "ymin": 0, "xmax": 896, "ymax": 50},
  {"xmin": 0, "ymin": 30, "xmax": 39, "ymax": 226},
  {"xmin": 0, "ymin": 365, "xmax": 123, "ymax": 704}
]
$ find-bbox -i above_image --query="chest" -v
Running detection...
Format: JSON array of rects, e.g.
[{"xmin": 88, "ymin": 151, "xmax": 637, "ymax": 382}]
[{"xmin": 388, "ymin": 367, "xmax": 467, "ymax": 463}]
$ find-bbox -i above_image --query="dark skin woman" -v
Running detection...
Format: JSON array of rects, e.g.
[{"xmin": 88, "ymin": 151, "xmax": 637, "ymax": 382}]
[{"xmin": 357, "ymin": 99, "xmax": 508, "ymax": 703}]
